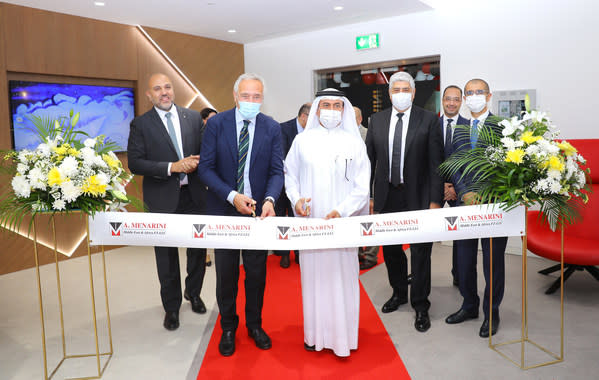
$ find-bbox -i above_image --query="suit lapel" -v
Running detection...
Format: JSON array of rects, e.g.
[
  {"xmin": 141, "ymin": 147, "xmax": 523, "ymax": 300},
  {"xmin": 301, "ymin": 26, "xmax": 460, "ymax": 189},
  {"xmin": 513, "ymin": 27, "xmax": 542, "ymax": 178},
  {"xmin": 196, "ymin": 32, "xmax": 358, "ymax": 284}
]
[
  {"xmin": 250, "ymin": 114, "xmax": 266, "ymax": 168},
  {"xmin": 150, "ymin": 108, "xmax": 179, "ymax": 158},
  {"xmin": 224, "ymin": 110, "xmax": 238, "ymax": 163},
  {"xmin": 176, "ymin": 105, "xmax": 189, "ymax": 157},
  {"xmin": 381, "ymin": 108, "xmax": 392, "ymax": 166},
  {"xmin": 404, "ymin": 106, "xmax": 421, "ymax": 157}
]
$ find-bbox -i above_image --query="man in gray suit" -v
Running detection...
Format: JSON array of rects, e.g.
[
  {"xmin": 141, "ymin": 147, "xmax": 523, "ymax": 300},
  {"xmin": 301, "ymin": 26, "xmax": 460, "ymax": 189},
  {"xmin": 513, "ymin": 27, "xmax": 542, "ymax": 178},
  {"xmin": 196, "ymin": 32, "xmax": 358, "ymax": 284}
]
[{"xmin": 128, "ymin": 73, "xmax": 208, "ymax": 331}]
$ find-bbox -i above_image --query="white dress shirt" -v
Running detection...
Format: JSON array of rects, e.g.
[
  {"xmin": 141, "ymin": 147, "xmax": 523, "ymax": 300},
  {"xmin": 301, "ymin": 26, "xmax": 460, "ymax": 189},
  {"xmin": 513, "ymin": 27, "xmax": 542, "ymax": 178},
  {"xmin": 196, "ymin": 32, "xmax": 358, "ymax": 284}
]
[{"xmin": 155, "ymin": 105, "xmax": 188, "ymax": 185}]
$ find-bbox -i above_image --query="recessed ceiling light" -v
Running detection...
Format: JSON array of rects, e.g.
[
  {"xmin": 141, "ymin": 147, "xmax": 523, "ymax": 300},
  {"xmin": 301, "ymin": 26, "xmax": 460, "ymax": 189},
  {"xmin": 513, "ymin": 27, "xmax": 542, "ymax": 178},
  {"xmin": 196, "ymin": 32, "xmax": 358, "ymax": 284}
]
[
  {"xmin": 227, "ymin": 29, "xmax": 236, "ymax": 33},
  {"xmin": 334, "ymin": 6, "xmax": 344, "ymax": 11},
  {"xmin": 94, "ymin": 1, "xmax": 106, "ymax": 6}
]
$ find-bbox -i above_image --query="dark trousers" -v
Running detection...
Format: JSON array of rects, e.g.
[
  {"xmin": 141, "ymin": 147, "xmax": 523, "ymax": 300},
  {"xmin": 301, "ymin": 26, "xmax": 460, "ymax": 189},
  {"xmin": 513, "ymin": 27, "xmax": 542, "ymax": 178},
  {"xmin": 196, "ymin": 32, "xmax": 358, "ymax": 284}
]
[
  {"xmin": 381, "ymin": 184, "xmax": 432, "ymax": 312},
  {"xmin": 456, "ymin": 236, "xmax": 507, "ymax": 318},
  {"xmin": 215, "ymin": 248, "xmax": 267, "ymax": 331},
  {"xmin": 274, "ymin": 190, "xmax": 295, "ymax": 257},
  {"xmin": 154, "ymin": 186, "xmax": 206, "ymax": 312},
  {"xmin": 446, "ymin": 199, "xmax": 459, "ymax": 281}
]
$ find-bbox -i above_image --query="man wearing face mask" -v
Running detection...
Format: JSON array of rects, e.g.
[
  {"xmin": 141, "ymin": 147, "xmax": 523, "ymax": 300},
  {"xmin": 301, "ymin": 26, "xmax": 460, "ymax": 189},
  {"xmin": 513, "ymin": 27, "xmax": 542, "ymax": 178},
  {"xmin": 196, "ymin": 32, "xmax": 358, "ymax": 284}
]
[
  {"xmin": 285, "ymin": 88, "xmax": 370, "ymax": 356},
  {"xmin": 275, "ymin": 103, "xmax": 311, "ymax": 268},
  {"xmin": 198, "ymin": 73, "xmax": 284, "ymax": 356},
  {"xmin": 366, "ymin": 71, "xmax": 444, "ymax": 333},
  {"xmin": 445, "ymin": 78, "xmax": 508, "ymax": 338}
]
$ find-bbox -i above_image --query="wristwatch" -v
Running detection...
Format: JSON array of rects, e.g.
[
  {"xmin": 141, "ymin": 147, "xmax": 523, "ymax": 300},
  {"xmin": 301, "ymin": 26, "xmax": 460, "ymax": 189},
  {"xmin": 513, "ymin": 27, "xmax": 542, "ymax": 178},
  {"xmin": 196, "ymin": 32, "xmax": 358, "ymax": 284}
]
[{"xmin": 263, "ymin": 196, "xmax": 275, "ymax": 206}]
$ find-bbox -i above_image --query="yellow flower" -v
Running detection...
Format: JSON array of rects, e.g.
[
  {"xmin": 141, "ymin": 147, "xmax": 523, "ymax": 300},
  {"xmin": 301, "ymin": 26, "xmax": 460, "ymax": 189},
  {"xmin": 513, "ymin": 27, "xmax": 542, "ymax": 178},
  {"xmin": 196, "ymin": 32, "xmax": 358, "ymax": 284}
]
[
  {"xmin": 47, "ymin": 167, "xmax": 64, "ymax": 186},
  {"xmin": 557, "ymin": 141, "xmax": 577, "ymax": 156},
  {"xmin": 53, "ymin": 145, "xmax": 68, "ymax": 156},
  {"xmin": 505, "ymin": 149, "xmax": 525, "ymax": 164},
  {"xmin": 81, "ymin": 175, "xmax": 107, "ymax": 196},
  {"xmin": 68, "ymin": 147, "xmax": 80, "ymax": 157},
  {"xmin": 547, "ymin": 155, "xmax": 565, "ymax": 172},
  {"xmin": 102, "ymin": 154, "xmax": 121, "ymax": 170},
  {"xmin": 520, "ymin": 130, "xmax": 541, "ymax": 144}
]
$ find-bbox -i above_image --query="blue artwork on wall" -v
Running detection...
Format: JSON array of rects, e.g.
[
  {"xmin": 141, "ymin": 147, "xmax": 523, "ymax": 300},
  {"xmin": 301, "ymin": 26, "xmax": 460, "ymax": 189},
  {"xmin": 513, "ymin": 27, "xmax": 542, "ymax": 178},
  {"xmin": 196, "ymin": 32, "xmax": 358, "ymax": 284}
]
[{"xmin": 9, "ymin": 80, "xmax": 135, "ymax": 151}]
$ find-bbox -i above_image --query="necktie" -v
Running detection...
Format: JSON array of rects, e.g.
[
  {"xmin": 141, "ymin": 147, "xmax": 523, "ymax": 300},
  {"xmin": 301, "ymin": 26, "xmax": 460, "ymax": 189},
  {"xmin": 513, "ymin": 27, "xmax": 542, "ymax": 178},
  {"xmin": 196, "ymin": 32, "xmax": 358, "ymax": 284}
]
[
  {"xmin": 471, "ymin": 119, "xmax": 480, "ymax": 149},
  {"xmin": 165, "ymin": 112, "xmax": 185, "ymax": 180},
  {"xmin": 391, "ymin": 112, "xmax": 404, "ymax": 187},
  {"xmin": 237, "ymin": 120, "xmax": 250, "ymax": 194},
  {"xmin": 444, "ymin": 118, "xmax": 453, "ymax": 157}
]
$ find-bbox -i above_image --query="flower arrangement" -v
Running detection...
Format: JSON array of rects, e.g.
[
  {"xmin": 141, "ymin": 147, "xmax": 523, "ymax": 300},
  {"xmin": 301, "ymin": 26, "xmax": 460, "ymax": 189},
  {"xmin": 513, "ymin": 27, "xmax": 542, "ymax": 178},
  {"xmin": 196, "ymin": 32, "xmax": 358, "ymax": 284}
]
[
  {"xmin": 0, "ymin": 111, "xmax": 134, "ymax": 230},
  {"xmin": 440, "ymin": 98, "xmax": 591, "ymax": 231}
]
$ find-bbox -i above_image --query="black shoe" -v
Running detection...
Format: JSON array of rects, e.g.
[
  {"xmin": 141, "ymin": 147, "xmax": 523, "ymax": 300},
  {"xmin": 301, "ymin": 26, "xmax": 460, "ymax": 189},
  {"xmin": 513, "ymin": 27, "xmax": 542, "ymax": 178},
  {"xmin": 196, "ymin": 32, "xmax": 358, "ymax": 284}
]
[
  {"xmin": 219, "ymin": 330, "xmax": 236, "ymax": 356},
  {"xmin": 381, "ymin": 291, "xmax": 408, "ymax": 313},
  {"xmin": 280, "ymin": 255, "xmax": 290, "ymax": 268},
  {"xmin": 415, "ymin": 311, "xmax": 431, "ymax": 332},
  {"xmin": 206, "ymin": 255, "xmax": 212, "ymax": 267},
  {"xmin": 304, "ymin": 342, "xmax": 316, "ymax": 352},
  {"xmin": 359, "ymin": 260, "xmax": 377, "ymax": 270},
  {"xmin": 184, "ymin": 290, "xmax": 207, "ymax": 314},
  {"xmin": 163, "ymin": 311, "xmax": 179, "ymax": 331},
  {"xmin": 452, "ymin": 277, "xmax": 459, "ymax": 287},
  {"xmin": 294, "ymin": 252, "xmax": 300, "ymax": 264},
  {"xmin": 407, "ymin": 273, "xmax": 413, "ymax": 285},
  {"xmin": 445, "ymin": 309, "xmax": 479, "ymax": 324},
  {"xmin": 479, "ymin": 316, "xmax": 500, "ymax": 338},
  {"xmin": 248, "ymin": 328, "xmax": 272, "ymax": 350}
]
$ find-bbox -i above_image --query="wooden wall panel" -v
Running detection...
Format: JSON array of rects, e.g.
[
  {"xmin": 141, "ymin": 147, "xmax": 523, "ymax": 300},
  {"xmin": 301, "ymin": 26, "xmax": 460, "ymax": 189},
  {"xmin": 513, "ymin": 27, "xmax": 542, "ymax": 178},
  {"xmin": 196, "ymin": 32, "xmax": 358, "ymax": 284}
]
[
  {"xmin": 0, "ymin": 2, "xmax": 244, "ymax": 275},
  {"xmin": 143, "ymin": 26, "xmax": 244, "ymax": 112}
]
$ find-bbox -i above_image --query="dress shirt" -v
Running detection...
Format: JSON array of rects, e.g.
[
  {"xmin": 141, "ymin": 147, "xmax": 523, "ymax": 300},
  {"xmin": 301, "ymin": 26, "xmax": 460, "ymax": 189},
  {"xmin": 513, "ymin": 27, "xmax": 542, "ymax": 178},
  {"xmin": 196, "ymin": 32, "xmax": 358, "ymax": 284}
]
[
  {"xmin": 471, "ymin": 109, "xmax": 490, "ymax": 127},
  {"xmin": 442, "ymin": 113, "xmax": 460, "ymax": 146},
  {"xmin": 227, "ymin": 108, "xmax": 257, "ymax": 204},
  {"xmin": 388, "ymin": 106, "xmax": 412, "ymax": 184},
  {"xmin": 154, "ymin": 105, "xmax": 188, "ymax": 185},
  {"xmin": 296, "ymin": 118, "xmax": 305, "ymax": 135}
]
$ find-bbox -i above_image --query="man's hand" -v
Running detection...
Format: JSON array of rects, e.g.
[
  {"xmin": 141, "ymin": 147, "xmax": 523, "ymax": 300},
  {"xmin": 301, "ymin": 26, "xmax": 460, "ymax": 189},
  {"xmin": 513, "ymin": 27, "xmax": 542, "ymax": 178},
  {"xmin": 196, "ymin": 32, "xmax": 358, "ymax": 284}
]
[
  {"xmin": 444, "ymin": 183, "xmax": 457, "ymax": 201},
  {"xmin": 429, "ymin": 202, "xmax": 441, "ymax": 209},
  {"xmin": 462, "ymin": 192, "xmax": 479, "ymax": 205},
  {"xmin": 233, "ymin": 193, "xmax": 256, "ymax": 215},
  {"xmin": 294, "ymin": 198, "xmax": 311, "ymax": 217},
  {"xmin": 324, "ymin": 210, "xmax": 341, "ymax": 220},
  {"xmin": 172, "ymin": 155, "xmax": 200, "ymax": 173},
  {"xmin": 260, "ymin": 200, "xmax": 275, "ymax": 219}
]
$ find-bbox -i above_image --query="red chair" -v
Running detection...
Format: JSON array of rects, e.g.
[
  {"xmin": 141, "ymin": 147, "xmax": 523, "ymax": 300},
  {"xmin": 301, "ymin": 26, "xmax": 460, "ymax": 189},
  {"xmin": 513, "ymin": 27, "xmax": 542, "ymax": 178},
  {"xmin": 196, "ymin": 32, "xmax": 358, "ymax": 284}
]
[{"xmin": 526, "ymin": 139, "xmax": 599, "ymax": 294}]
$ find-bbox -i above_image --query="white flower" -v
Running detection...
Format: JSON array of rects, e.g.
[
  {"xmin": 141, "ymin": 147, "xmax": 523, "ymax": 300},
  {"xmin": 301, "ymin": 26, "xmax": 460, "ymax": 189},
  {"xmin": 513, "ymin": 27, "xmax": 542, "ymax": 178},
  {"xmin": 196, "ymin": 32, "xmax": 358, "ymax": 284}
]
[
  {"xmin": 537, "ymin": 139, "xmax": 559, "ymax": 155},
  {"xmin": 28, "ymin": 167, "xmax": 47, "ymax": 190},
  {"xmin": 36, "ymin": 143, "xmax": 51, "ymax": 157},
  {"xmin": 16, "ymin": 163, "xmax": 28, "ymax": 174},
  {"xmin": 18, "ymin": 150, "xmax": 30, "ymax": 164},
  {"xmin": 547, "ymin": 169, "xmax": 561, "ymax": 180},
  {"xmin": 576, "ymin": 171, "xmax": 587, "ymax": 187},
  {"xmin": 525, "ymin": 144, "xmax": 540, "ymax": 156},
  {"xmin": 52, "ymin": 199, "xmax": 66, "ymax": 211},
  {"xmin": 500, "ymin": 118, "xmax": 519, "ymax": 136},
  {"xmin": 84, "ymin": 138, "xmax": 97, "ymax": 148},
  {"xmin": 548, "ymin": 180, "xmax": 562, "ymax": 194},
  {"xmin": 501, "ymin": 137, "xmax": 517, "ymax": 150},
  {"xmin": 59, "ymin": 156, "xmax": 79, "ymax": 178},
  {"xmin": 12, "ymin": 175, "xmax": 31, "ymax": 198},
  {"xmin": 80, "ymin": 147, "xmax": 97, "ymax": 165},
  {"xmin": 60, "ymin": 180, "xmax": 81, "ymax": 202}
]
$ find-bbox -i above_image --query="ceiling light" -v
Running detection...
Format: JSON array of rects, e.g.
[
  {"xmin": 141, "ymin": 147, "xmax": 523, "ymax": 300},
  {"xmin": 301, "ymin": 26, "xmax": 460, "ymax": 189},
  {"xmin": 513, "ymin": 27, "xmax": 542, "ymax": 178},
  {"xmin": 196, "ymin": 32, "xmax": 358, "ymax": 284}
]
[
  {"xmin": 94, "ymin": 1, "xmax": 106, "ymax": 6},
  {"xmin": 334, "ymin": 6, "xmax": 344, "ymax": 11},
  {"xmin": 227, "ymin": 29, "xmax": 236, "ymax": 33}
]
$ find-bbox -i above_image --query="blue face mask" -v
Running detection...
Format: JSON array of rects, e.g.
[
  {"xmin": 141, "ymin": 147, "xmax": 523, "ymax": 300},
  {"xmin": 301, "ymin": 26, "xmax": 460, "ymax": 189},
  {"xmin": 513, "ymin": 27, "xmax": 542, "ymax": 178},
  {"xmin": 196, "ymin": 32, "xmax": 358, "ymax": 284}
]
[{"xmin": 238, "ymin": 101, "xmax": 261, "ymax": 119}]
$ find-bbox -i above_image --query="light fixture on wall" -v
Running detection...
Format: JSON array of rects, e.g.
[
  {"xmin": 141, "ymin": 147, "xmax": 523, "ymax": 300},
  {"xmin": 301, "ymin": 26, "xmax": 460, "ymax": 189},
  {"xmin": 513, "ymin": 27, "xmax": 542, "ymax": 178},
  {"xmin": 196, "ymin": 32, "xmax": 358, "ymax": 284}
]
[
  {"xmin": 334, "ymin": 6, "xmax": 344, "ymax": 11},
  {"xmin": 227, "ymin": 29, "xmax": 236, "ymax": 33},
  {"xmin": 6, "ymin": 224, "xmax": 88, "ymax": 257},
  {"xmin": 136, "ymin": 25, "xmax": 215, "ymax": 109},
  {"xmin": 94, "ymin": 1, "xmax": 106, "ymax": 6}
]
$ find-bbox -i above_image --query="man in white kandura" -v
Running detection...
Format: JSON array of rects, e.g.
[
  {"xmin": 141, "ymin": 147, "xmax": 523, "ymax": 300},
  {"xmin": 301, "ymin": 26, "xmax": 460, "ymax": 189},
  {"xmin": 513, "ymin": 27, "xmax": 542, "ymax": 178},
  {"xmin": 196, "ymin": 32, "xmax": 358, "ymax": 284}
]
[{"xmin": 284, "ymin": 88, "xmax": 370, "ymax": 357}]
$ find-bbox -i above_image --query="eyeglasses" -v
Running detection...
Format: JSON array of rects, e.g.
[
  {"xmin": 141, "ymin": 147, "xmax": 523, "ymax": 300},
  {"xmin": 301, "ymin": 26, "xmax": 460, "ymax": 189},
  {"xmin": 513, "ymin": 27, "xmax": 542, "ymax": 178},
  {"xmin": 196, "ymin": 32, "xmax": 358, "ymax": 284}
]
[
  {"xmin": 390, "ymin": 87, "xmax": 412, "ymax": 94},
  {"xmin": 464, "ymin": 89, "xmax": 488, "ymax": 96}
]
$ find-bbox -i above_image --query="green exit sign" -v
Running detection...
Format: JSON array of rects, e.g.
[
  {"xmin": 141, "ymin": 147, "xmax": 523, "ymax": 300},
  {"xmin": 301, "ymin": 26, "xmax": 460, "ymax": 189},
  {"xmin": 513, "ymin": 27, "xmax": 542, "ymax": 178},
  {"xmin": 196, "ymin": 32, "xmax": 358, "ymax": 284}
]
[{"xmin": 356, "ymin": 33, "xmax": 380, "ymax": 50}]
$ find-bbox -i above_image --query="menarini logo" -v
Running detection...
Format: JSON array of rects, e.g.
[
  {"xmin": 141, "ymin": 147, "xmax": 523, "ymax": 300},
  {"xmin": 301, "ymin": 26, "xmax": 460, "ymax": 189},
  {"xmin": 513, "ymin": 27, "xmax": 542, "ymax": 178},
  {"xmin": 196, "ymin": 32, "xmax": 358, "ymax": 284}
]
[
  {"xmin": 277, "ymin": 226, "xmax": 290, "ymax": 240},
  {"xmin": 193, "ymin": 224, "xmax": 206, "ymax": 239},
  {"xmin": 109, "ymin": 222, "xmax": 122, "ymax": 236},
  {"xmin": 360, "ymin": 222, "xmax": 374, "ymax": 236},
  {"xmin": 445, "ymin": 216, "xmax": 458, "ymax": 231}
]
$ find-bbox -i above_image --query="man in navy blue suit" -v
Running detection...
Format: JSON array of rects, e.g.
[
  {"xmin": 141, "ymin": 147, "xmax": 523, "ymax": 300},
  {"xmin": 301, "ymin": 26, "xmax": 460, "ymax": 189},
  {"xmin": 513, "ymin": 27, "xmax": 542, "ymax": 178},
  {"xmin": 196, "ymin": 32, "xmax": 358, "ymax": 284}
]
[
  {"xmin": 198, "ymin": 73, "xmax": 284, "ymax": 356},
  {"xmin": 439, "ymin": 85, "xmax": 470, "ymax": 287},
  {"xmin": 444, "ymin": 78, "xmax": 508, "ymax": 338},
  {"xmin": 274, "ymin": 103, "xmax": 310, "ymax": 268}
]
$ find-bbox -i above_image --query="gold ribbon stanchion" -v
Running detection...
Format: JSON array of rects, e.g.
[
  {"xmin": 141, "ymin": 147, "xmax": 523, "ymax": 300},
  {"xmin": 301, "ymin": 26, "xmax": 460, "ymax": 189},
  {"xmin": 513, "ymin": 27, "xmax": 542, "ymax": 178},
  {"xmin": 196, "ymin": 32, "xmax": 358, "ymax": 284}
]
[
  {"xmin": 489, "ymin": 208, "xmax": 564, "ymax": 369},
  {"xmin": 32, "ymin": 213, "xmax": 113, "ymax": 379}
]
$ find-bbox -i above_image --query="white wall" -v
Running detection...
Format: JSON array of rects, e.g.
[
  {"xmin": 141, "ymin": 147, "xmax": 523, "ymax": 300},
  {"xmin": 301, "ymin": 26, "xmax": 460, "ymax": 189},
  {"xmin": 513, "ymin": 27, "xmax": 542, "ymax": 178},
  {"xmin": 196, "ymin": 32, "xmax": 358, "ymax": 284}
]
[{"xmin": 245, "ymin": 0, "xmax": 599, "ymax": 139}]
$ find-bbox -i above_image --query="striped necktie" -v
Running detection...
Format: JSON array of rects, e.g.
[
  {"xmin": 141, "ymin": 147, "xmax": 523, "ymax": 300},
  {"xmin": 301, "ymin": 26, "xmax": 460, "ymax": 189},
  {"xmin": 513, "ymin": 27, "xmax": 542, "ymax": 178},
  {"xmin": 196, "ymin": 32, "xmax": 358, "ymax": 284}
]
[{"xmin": 237, "ymin": 120, "xmax": 250, "ymax": 193}]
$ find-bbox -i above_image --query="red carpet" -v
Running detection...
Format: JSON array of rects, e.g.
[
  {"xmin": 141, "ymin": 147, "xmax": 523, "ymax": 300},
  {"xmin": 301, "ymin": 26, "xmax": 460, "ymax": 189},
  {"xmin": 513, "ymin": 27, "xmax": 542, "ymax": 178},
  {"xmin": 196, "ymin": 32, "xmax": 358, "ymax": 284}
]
[{"xmin": 197, "ymin": 250, "xmax": 410, "ymax": 380}]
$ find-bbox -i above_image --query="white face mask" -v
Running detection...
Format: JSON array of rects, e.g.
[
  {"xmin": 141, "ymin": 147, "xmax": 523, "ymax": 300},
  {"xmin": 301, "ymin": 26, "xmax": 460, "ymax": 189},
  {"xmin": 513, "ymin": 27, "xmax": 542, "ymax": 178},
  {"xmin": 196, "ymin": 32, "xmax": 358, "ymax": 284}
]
[
  {"xmin": 465, "ymin": 95, "xmax": 487, "ymax": 113},
  {"xmin": 391, "ymin": 92, "xmax": 413, "ymax": 111},
  {"xmin": 319, "ymin": 109, "xmax": 342, "ymax": 129}
]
